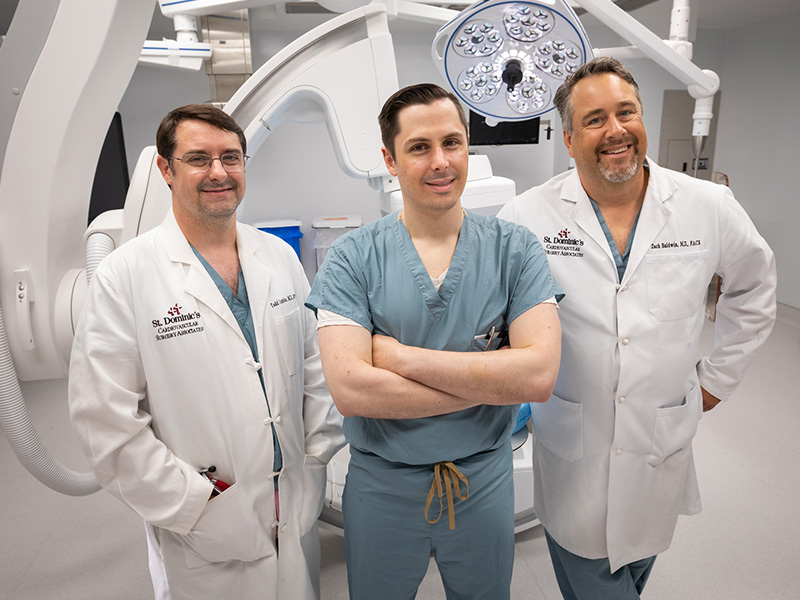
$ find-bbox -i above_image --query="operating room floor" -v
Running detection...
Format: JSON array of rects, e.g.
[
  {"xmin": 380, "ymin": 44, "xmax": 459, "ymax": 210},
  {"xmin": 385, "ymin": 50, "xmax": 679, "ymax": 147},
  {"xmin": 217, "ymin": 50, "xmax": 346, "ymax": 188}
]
[{"xmin": 2, "ymin": 303, "xmax": 799, "ymax": 600}]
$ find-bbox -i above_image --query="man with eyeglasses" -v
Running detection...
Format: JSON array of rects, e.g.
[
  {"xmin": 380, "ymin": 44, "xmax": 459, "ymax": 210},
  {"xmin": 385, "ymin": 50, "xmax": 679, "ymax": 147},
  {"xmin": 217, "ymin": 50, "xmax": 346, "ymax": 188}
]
[{"xmin": 68, "ymin": 104, "xmax": 344, "ymax": 600}]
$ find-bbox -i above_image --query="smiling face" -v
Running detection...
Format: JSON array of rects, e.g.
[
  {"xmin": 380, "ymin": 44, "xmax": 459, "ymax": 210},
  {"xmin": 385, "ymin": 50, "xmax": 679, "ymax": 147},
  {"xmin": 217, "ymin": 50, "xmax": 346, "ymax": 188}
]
[
  {"xmin": 381, "ymin": 98, "xmax": 469, "ymax": 217},
  {"xmin": 564, "ymin": 73, "xmax": 648, "ymax": 193},
  {"xmin": 157, "ymin": 119, "xmax": 246, "ymax": 230}
]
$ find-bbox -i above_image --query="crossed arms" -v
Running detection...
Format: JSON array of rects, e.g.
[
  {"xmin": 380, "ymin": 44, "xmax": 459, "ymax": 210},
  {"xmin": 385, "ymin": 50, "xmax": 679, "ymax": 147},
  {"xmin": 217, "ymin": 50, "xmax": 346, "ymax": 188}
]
[{"xmin": 317, "ymin": 303, "xmax": 561, "ymax": 419}]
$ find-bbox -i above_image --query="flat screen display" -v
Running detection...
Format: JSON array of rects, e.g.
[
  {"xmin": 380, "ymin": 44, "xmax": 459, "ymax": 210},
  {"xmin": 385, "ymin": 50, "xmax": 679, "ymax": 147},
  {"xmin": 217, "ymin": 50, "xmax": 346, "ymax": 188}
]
[{"xmin": 469, "ymin": 111, "xmax": 540, "ymax": 146}]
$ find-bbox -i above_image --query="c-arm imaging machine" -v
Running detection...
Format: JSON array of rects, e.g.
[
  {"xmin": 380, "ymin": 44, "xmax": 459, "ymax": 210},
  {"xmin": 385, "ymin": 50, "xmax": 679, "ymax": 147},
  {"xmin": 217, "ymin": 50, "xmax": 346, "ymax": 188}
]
[{"xmin": 0, "ymin": 0, "xmax": 719, "ymax": 528}]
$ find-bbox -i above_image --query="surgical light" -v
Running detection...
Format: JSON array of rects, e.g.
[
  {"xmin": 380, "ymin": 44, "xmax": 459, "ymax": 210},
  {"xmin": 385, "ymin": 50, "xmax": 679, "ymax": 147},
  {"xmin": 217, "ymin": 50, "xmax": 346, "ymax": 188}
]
[{"xmin": 433, "ymin": 0, "xmax": 592, "ymax": 125}]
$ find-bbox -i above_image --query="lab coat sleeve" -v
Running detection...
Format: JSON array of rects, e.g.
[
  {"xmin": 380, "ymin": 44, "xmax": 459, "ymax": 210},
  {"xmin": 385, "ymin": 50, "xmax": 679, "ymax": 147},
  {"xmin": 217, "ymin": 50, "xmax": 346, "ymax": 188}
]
[
  {"xmin": 68, "ymin": 268, "xmax": 211, "ymax": 534},
  {"xmin": 495, "ymin": 198, "xmax": 518, "ymax": 223},
  {"xmin": 697, "ymin": 186, "xmax": 777, "ymax": 400},
  {"xmin": 297, "ymin": 271, "xmax": 345, "ymax": 464}
]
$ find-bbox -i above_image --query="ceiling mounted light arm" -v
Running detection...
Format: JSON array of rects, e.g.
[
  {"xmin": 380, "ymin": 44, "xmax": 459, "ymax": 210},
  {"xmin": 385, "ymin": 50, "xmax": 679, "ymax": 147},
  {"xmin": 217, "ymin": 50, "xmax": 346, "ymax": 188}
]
[
  {"xmin": 579, "ymin": 0, "xmax": 717, "ymax": 96},
  {"xmin": 579, "ymin": 0, "xmax": 718, "ymax": 174},
  {"xmin": 433, "ymin": 0, "xmax": 593, "ymax": 126}
]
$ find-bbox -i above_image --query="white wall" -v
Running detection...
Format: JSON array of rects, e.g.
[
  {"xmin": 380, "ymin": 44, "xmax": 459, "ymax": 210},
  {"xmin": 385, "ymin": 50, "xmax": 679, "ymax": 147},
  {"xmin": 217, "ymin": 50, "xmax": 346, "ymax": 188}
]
[
  {"xmin": 711, "ymin": 10, "xmax": 800, "ymax": 308},
  {"xmin": 116, "ymin": 4, "xmax": 800, "ymax": 307}
]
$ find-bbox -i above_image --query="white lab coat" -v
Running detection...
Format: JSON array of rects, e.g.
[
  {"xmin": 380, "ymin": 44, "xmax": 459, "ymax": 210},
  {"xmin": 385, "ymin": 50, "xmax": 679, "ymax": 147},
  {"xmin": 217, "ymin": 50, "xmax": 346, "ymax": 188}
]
[
  {"xmin": 497, "ymin": 159, "xmax": 776, "ymax": 572},
  {"xmin": 69, "ymin": 210, "xmax": 345, "ymax": 600}
]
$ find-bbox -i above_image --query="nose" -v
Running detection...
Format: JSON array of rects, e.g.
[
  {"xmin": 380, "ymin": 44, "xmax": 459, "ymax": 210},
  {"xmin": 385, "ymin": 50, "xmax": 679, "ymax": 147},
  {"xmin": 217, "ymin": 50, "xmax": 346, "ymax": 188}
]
[
  {"xmin": 605, "ymin": 115, "xmax": 626, "ymax": 138},
  {"xmin": 207, "ymin": 157, "xmax": 229, "ymax": 180},
  {"xmin": 430, "ymin": 146, "xmax": 448, "ymax": 171}
]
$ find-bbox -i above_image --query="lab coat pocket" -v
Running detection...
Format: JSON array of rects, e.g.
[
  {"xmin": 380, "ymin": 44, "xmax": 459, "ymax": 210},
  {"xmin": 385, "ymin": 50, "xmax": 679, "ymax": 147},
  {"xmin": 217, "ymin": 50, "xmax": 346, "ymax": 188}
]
[
  {"xmin": 298, "ymin": 456, "xmax": 327, "ymax": 536},
  {"xmin": 274, "ymin": 307, "xmax": 302, "ymax": 376},
  {"xmin": 645, "ymin": 250, "xmax": 709, "ymax": 321},
  {"xmin": 531, "ymin": 393, "xmax": 583, "ymax": 463},
  {"xmin": 181, "ymin": 483, "xmax": 275, "ymax": 568},
  {"xmin": 647, "ymin": 386, "xmax": 701, "ymax": 467}
]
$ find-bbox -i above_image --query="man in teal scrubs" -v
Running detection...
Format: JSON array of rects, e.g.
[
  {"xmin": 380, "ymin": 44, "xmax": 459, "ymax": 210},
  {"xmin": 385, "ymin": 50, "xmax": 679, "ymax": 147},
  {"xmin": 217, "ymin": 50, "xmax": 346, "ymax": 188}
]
[{"xmin": 305, "ymin": 83, "xmax": 563, "ymax": 599}]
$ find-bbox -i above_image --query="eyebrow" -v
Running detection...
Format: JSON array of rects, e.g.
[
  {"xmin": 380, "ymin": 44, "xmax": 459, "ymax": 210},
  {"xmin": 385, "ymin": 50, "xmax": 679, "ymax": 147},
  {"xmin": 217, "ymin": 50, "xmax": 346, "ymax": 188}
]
[
  {"xmin": 403, "ymin": 131, "xmax": 466, "ymax": 146},
  {"xmin": 181, "ymin": 148, "xmax": 243, "ymax": 155}
]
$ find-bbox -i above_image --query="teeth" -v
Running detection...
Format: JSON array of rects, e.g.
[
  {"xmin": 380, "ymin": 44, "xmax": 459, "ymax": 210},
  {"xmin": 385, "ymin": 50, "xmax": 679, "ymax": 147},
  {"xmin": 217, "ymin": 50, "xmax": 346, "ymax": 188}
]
[{"xmin": 604, "ymin": 148, "xmax": 626, "ymax": 155}]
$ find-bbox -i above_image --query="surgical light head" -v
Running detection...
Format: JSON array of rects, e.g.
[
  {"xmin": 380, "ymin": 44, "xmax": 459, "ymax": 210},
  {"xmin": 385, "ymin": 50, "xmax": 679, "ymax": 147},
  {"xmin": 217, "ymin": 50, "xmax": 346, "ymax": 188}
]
[{"xmin": 433, "ymin": 0, "xmax": 592, "ymax": 125}]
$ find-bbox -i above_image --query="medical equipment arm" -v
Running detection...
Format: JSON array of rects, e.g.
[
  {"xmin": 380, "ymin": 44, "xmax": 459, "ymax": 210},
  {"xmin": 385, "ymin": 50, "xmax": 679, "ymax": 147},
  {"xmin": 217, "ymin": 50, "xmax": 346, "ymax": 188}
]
[
  {"xmin": 0, "ymin": 0, "xmax": 153, "ymax": 496},
  {"xmin": 224, "ymin": 4, "xmax": 397, "ymax": 181},
  {"xmin": 372, "ymin": 302, "xmax": 561, "ymax": 405}
]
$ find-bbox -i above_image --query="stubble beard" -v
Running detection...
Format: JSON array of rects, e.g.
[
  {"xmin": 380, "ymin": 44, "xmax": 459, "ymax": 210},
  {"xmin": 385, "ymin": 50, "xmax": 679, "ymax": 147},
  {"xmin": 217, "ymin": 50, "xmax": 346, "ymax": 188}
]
[{"xmin": 597, "ymin": 146, "xmax": 640, "ymax": 184}]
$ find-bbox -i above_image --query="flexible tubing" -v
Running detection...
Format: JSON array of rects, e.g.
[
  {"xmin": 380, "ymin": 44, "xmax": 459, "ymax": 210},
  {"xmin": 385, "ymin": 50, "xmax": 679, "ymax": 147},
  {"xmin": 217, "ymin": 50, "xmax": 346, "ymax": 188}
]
[
  {"xmin": 85, "ymin": 231, "xmax": 115, "ymax": 284},
  {"xmin": 0, "ymin": 303, "xmax": 100, "ymax": 495}
]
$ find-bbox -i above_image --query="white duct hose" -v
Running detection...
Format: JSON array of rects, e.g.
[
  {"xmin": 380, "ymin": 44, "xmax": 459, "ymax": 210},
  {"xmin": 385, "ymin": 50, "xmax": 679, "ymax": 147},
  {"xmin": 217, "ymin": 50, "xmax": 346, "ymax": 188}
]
[
  {"xmin": 85, "ymin": 231, "xmax": 116, "ymax": 284},
  {"xmin": 0, "ymin": 303, "xmax": 100, "ymax": 495}
]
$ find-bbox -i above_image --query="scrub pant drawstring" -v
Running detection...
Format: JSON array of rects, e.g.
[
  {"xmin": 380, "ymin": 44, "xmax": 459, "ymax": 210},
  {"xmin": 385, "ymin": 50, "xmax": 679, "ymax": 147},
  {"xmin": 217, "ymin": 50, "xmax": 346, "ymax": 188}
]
[{"xmin": 424, "ymin": 461, "xmax": 469, "ymax": 530}]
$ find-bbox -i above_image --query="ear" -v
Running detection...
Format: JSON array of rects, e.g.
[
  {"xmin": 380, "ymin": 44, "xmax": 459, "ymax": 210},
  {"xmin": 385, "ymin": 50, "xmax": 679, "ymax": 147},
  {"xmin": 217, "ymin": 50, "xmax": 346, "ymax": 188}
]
[
  {"xmin": 381, "ymin": 147, "xmax": 398, "ymax": 177},
  {"xmin": 563, "ymin": 130, "xmax": 575, "ymax": 158},
  {"xmin": 156, "ymin": 155, "xmax": 174, "ymax": 188}
]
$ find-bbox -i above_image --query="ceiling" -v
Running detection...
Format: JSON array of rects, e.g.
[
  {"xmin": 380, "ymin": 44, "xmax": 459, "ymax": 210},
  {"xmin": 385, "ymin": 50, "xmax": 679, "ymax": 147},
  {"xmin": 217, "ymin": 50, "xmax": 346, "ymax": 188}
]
[
  {"xmin": 607, "ymin": 0, "xmax": 800, "ymax": 31},
  {"xmin": 1, "ymin": 1, "xmax": 799, "ymax": 39}
]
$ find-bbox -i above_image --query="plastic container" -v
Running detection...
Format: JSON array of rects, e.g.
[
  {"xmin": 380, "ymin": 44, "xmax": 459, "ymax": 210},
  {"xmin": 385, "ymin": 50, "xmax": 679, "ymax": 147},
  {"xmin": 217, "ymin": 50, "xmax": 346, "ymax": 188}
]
[
  {"xmin": 514, "ymin": 403, "xmax": 532, "ymax": 433},
  {"xmin": 311, "ymin": 215, "xmax": 362, "ymax": 269},
  {"xmin": 254, "ymin": 219, "xmax": 303, "ymax": 260}
]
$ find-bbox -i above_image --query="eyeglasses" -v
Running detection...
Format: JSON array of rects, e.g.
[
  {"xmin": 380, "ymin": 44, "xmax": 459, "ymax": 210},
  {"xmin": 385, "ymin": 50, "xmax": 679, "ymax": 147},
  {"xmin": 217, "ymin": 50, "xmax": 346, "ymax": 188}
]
[{"xmin": 169, "ymin": 152, "xmax": 249, "ymax": 173}]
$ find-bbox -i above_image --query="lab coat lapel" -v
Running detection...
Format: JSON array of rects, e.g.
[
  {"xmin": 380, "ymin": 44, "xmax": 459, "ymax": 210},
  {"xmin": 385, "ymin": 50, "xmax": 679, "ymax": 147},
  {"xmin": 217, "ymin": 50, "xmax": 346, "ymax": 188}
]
[
  {"xmin": 621, "ymin": 161, "xmax": 673, "ymax": 284},
  {"xmin": 162, "ymin": 210, "xmax": 246, "ymax": 340},
  {"xmin": 237, "ymin": 225, "xmax": 272, "ymax": 358},
  {"xmin": 562, "ymin": 174, "xmax": 616, "ymax": 267}
]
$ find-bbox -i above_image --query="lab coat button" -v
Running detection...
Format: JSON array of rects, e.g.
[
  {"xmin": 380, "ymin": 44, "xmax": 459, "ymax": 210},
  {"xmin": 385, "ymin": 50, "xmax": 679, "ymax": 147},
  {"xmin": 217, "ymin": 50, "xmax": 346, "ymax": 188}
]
[
  {"xmin": 264, "ymin": 417, "xmax": 272, "ymax": 425},
  {"xmin": 621, "ymin": 338, "xmax": 630, "ymax": 345},
  {"xmin": 618, "ymin": 396, "xmax": 625, "ymax": 404},
  {"xmin": 615, "ymin": 448, "xmax": 623, "ymax": 455},
  {"xmin": 274, "ymin": 415, "xmax": 281, "ymax": 424},
  {"xmin": 281, "ymin": 524, "xmax": 288, "ymax": 533}
]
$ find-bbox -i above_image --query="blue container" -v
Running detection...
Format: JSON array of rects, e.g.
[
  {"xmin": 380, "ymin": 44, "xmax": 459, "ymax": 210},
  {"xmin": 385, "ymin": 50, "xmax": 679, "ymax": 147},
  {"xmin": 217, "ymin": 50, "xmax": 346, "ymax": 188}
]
[
  {"xmin": 255, "ymin": 220, "xmax": 303, "ymax": 260},
  {"xmin": 513, "ymin": 403, "xmax": 532, "ymax": 433}
]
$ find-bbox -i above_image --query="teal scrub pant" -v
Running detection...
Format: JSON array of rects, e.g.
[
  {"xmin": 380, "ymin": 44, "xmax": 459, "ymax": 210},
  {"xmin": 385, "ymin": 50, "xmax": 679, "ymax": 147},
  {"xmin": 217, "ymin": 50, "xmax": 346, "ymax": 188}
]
[
  {"xmin": 343, "ymin": 445, "xmax": 514, "ymax": 600},
  {"xmin": 545, "ymin": 530, "xmax": 657, "ymax": 600}
]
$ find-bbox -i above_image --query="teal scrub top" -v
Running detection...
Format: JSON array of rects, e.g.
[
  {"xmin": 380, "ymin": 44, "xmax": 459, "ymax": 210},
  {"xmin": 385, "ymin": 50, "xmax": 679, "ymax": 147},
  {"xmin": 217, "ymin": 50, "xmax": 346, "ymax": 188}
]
[
  {"xmin": 589, "ymin": 198, "xmax": 641, "ymax": 282},
  {"xmin": 306, "ymin": 210, "xmax": 562, "ymax": 465}
]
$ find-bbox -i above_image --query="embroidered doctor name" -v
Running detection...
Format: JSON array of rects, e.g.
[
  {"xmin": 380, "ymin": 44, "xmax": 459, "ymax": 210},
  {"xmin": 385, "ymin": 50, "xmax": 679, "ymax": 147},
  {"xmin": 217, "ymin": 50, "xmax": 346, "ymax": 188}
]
[
  {"xmin": 542, "ymin": 228, "xmax": 585, "ymax": 257},
  {"xmin": 651, "ymin": 239, "xmax": 702, "ymax": 249},
  {"xmin": 151, "ymin": 303, "xmax": 204, "ymax": 341},
  {"xmin": 270, "ymin": 293, "xmax": 296, "ymax": 308}
]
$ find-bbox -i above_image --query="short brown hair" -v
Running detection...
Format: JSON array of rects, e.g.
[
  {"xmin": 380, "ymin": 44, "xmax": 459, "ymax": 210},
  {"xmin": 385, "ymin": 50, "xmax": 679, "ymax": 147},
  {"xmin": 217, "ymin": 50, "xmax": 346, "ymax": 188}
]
[
  {"xmin": 553, "ymin": 57, "xmax": 642, "ymax": 135},
  {"xmin": 378, "ymin": 83, "xmax": 468, "ymax": 158},
  {"xmin": 156, "ymin": 103, "xmax": 247, "ymax": 160}
]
